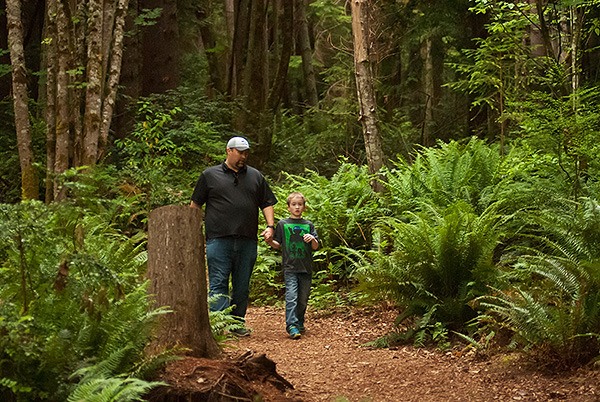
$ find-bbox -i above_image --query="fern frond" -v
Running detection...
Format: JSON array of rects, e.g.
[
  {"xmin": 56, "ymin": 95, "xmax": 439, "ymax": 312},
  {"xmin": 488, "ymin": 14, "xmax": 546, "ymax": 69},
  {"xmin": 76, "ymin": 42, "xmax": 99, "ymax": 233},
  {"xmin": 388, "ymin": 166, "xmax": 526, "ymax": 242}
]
[{"xmin": 67, "ymin": 376, "xmax": 165, "ymax": 402}]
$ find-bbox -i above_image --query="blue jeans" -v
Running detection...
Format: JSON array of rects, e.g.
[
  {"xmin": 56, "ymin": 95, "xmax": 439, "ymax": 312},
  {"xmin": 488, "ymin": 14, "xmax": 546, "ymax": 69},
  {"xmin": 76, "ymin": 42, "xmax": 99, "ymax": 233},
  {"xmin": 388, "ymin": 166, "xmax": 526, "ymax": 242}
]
[
  {"xmin": 206, "ymin": 237, "xmax": 257, "ymax": 320},
  {"xmin": 284, "ymin": 272, "xmax": 312, "ymax": 330}
]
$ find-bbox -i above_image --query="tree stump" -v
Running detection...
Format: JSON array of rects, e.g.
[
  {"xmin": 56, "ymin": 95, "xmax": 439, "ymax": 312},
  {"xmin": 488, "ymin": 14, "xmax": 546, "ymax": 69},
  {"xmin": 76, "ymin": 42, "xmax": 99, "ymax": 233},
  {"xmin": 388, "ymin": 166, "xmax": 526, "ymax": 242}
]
[{"xmin": 147, "ymin": 205, "xmax": 220, "ymax": 358}]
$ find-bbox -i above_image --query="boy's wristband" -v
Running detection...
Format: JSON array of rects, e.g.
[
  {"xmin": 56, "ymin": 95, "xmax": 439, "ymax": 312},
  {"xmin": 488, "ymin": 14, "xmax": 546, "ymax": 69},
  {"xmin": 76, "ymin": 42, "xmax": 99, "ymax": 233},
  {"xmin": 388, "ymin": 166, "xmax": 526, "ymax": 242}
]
[{"xmin": 266, "ymin": 225, "xmax": 275, "ymax": 229}]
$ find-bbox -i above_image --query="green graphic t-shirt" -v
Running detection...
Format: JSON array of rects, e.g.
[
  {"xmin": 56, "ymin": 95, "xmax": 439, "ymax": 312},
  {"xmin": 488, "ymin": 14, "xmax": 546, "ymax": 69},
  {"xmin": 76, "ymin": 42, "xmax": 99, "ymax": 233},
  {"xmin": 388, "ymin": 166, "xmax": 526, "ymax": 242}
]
[{"xmin": 273, "ymin": 218, "xmax": 319, "ymax": 274}]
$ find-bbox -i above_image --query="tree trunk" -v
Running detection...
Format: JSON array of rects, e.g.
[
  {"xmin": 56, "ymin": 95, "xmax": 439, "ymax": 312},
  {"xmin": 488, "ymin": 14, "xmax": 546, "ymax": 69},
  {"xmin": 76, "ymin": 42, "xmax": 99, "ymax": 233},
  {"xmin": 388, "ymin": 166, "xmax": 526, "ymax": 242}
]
[
  {"xmin": 115, "ymin": 0, "xmax": 141, "ymax": 140},
  {"xmin": 44, "ymin": 0, "xmax": 57, "ymax": 203},
  {"xmin": 53, "ymin": 0, "xmax": 71, "ymax": 201},
  {"xmin": 351, "ymin": 0, "xmax": 384, "ymax": 192},
  {"xmin": 239, "ymin": 0, "xmax": 269, "ymax": 164},
  {"xmin": 147, "ymin": 205, "xmax": 221, "ymax": 358},
  {"xmin": 99, "ymin": 0, "xmax": 130, "ymax": 156},
  {"xmin": 7, "ymin": 0, "xmax": 38, "ymax": 201},
  {"xmin": 242, "ymin": 0, "xmax": 268, "ymax": 111},
  {"xmin": 141, "ymin": 0, "xmax": 180, "ymax": 95},
  {"xmin": 421, "ymin": 37, "xmax": 434, "ymax": 147},
  {"xmin": 296, "ymin": 0, "xmax": 318, "ymax": 108},
  {"xmin": 196, "ymin": 3, "xmax": 226, "ymax": 95},
  {"xmin": 82, "ymin": 0, "xmax": 104, "ymax": 167},
  {"xmin": 228, "ymin": 0, "xmax": 250, "ymax": 97},
  {"xmin": 534, "ymin": 0, "xmax": 557, "ymax": 61},
  {"xmin": 267, "ymin": 0, "xmax": 293, "ymax": 111}
]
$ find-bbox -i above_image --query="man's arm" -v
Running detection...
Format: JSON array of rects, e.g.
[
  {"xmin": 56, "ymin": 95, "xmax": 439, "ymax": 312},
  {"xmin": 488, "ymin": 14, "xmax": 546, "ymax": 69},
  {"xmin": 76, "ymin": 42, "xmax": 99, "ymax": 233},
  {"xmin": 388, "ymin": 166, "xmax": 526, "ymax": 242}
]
[
  {"xmin": 189, "ymin": 201, "xmax": 205, "ymax": 221},
  {"xmin": 260, "ymin": 205, "xmax": 275, "ymax": 241}
]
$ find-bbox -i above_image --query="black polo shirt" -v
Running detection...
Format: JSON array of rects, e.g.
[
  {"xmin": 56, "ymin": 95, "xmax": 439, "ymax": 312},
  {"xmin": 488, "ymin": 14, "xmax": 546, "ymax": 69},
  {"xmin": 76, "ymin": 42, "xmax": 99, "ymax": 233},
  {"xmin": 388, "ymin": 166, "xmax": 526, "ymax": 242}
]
[{"xmin": 191, "ymin": 162, "xmax": 277, "ymax": 240}]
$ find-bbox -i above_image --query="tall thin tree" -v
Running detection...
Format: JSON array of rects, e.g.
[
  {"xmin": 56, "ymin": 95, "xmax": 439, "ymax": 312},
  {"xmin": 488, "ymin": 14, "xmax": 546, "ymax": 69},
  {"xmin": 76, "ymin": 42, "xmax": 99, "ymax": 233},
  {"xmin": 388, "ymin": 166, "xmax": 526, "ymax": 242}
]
[
  {"xmin": 351, "ymin": 0, "xmax": 384, "ymax": 192},
  {"xmin": 6, "ymin": 0, "xmax": 38, "ymax": 200}
]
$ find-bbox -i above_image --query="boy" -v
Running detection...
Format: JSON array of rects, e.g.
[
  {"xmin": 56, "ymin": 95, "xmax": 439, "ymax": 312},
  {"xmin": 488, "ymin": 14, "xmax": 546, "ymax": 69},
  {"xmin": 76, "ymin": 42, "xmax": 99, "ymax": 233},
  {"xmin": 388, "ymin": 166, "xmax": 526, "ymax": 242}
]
[{"xmin": 266, "ymin": 192, "xmax": 319, "ymax": 339}]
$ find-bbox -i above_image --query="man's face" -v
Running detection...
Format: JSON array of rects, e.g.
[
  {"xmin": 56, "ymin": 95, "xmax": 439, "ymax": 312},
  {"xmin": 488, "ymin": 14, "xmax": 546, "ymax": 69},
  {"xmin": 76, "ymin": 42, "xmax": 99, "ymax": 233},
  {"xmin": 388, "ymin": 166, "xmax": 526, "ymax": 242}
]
[{"xmin": 226, "ymin": 148, "xmax": 249, "ymax": 170}]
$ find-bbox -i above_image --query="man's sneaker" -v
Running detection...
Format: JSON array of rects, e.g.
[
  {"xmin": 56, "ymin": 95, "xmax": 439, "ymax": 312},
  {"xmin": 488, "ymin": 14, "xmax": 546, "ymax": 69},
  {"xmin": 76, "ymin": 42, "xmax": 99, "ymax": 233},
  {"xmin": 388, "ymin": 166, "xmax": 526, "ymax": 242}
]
[
  {"xmin": 288, "ymin": 326, "xmax": 301, "ymax": 339},
  {"xmin": 298, "ymin": 325, "xmax": 305, "ymax": 333},
  {"xmin": 231, "ymin": 327, "xmax": 251, "ymax": 337}
]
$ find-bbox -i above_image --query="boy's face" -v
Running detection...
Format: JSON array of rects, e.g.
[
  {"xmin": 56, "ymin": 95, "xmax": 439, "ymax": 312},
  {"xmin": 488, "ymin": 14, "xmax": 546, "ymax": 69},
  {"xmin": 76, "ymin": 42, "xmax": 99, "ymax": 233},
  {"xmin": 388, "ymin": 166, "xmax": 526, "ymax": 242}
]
[{"xmin": 287, "ymin": 196, "xmax": 306, "ymax": 219}]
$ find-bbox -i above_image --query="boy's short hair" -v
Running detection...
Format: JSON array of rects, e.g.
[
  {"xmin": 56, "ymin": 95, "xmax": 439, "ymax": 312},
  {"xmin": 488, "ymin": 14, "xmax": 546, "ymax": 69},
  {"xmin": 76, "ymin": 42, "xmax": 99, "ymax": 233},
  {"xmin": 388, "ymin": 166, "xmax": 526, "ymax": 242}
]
[{"xmin": 287, "ymin": 192, "xmax": 306, "ymax": 205}]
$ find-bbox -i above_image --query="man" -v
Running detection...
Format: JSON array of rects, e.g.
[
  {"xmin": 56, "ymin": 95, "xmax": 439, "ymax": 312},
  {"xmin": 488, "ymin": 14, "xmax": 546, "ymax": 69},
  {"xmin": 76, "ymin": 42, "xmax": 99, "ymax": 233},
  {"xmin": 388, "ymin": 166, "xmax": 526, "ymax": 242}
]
[{"xmin": 190, "ymin": 136, "xmax": 277, "ymax": 336}]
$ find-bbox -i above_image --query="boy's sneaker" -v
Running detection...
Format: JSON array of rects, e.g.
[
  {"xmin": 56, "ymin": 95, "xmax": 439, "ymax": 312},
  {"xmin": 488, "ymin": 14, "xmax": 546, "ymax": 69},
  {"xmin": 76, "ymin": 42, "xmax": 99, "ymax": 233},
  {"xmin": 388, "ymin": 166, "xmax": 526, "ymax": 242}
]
[
  {"xmin": 288, "ymin": 326, "xmax": 301, "ymax": 339},
  {"xmin": 231, "ymin": 327, "xmax": 251, "ymax": 337},
  {"xmin": 298, "ymin": 325, "xmax": 305, "ymax": 333}
]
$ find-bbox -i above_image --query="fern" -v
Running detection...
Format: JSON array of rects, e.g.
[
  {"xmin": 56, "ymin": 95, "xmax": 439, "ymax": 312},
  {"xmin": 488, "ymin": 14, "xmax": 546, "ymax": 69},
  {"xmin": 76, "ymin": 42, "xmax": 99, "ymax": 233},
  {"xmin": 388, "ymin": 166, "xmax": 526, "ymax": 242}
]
[
  {"xmin": 354, "ymin": 199, "xmax": 504, "ymax": 343},
  {"xmin": 208, "ymin": 300, "xmax": 247, "ymax": 344},
  {"xmin": 478, "ymin": 198, "xmax": 600, "ymax": 366},
  {"xmin": 67, "ymin": 345, "xmax": 166, "ymax": 402},
  {"xmin": 383, "ymin": 138, "xmax": 502, "ymax": 215},
  {"xmin": 67, "ymin": 377, "xmax": 164, "ymax": 402}
]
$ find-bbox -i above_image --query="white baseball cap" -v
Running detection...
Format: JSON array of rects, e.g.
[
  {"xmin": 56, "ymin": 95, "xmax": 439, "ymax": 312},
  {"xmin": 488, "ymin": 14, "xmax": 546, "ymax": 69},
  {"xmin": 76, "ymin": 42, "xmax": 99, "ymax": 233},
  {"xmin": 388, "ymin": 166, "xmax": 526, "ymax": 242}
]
[{"xmin": 226, "ymin": 136, "xmax": 250, "ymax": 151}]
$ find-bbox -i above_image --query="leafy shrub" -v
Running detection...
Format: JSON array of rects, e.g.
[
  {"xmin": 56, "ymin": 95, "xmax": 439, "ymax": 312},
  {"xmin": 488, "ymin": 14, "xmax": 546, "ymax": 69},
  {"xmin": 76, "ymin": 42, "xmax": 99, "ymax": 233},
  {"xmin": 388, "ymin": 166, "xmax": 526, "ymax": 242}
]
[
  {"xmin": 112, "ymin": 100, "xmax": 224, "ymax": 212},
  {"xmin": 0, "ymin": 201, "xmax": 164, "ymax": 401},
  {"xmin": 382, "ymin": 137, "xmax": 502, "ymax": 215},
  {"xmin": 66, "ymin": 346, "xmax": 166, "ymax": 402},
  {"xmin": 354, "ymin": 200, "xmax": 505, "ymax": 345},
  {"xmin": 249, "ymin": 242, "xmax": 284, "ymax": 306},
  {"xmin": 476, "ymin": 197, "xmax": 600, "ymax": 368}
]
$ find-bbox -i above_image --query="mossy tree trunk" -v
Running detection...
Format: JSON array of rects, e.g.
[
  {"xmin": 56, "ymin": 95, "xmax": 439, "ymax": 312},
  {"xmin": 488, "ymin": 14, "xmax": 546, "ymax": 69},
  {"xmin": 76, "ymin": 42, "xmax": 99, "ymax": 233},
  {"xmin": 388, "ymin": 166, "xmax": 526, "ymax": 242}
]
[
  {"xmin": 147, "ymin": 205, "xmax": 221, "ymax": 358},
  {"xmin": 6, "ymin": 0, "xmax": 38, "ymax": 201}
]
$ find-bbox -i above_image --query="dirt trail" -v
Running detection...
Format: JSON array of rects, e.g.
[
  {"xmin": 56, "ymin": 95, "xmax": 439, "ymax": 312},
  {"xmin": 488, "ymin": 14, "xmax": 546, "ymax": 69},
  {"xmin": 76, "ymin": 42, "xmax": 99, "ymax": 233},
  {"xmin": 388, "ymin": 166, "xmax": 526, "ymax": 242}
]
[{"xmin": 229, "ymin": 305, "xmax": 600, "ymax": 402}]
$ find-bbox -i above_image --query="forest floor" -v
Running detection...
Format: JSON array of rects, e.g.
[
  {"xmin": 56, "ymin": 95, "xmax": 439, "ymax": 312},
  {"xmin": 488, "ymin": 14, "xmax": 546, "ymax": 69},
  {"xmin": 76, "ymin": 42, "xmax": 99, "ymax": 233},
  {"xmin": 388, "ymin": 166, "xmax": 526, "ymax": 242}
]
[{"xmin": 153, "ymin": 304, "xmax": 600, "ymax": 402}]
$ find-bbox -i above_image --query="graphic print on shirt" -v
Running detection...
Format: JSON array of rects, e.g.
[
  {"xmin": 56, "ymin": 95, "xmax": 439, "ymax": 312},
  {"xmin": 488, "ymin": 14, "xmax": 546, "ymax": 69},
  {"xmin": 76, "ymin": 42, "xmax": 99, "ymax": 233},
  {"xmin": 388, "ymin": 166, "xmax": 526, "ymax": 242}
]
[{"xmin": 284, "ymin": 223, "xmax": 310, "ymax": 259}]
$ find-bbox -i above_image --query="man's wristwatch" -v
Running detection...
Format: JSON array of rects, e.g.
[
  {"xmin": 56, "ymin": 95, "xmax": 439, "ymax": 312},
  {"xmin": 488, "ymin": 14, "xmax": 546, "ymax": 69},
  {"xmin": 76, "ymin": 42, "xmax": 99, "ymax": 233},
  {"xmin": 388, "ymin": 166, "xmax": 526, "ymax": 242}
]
[{"xmin": 266, "ymin": 225, "xmax": 275, "ymax": 229}]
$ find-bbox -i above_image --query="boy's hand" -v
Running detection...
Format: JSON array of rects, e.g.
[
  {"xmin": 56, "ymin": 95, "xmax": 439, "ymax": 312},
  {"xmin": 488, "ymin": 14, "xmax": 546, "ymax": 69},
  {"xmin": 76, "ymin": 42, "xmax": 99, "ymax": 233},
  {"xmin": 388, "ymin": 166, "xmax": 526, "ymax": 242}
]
[{"xmin": 303, "ymin": 234, "xmax": 316, "ymax": 243}]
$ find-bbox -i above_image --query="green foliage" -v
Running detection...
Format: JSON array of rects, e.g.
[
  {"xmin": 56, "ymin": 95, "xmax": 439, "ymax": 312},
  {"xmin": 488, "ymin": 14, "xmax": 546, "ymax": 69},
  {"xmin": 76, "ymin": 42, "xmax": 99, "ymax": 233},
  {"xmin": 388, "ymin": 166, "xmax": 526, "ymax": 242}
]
[
  {"xmin": 0, "ymin": 201, "xmax": 165, "ymax": 401},
  {"xmin": 208, "ymin": 302, "xmax": 249, "ymax": 344},
  {"xmin": 67, "ymin": 346, "xmax": 165, "ymax": 402},
  {"xmin": 507, "ymin": 87, "xmax": 600, "ymax": 198},
  {"xmin": 448, "ymin": 0, "xmax": 532, "ymax": 110},
  {"xmin": 266, "ymin": 110, "xmax": 364, "ymax": 178},
  {"xmin": 134, "ymin": 8, "xmax": 162, "ymax": 27},
  {"xmin": 115, "ymin": 101, "xmax": 183, "ymax": 170},
  {"xmin": 110, "ymin": 97, "xmax": 228, "ymax": 212},
  {"xmin": 476, "ymin": 197, "xmax": 600, "ymax": 367},
  {"xmin": 382, "ymin": 137, "xmax": 502, "ymax": 214},
  {"xmin": 250, "ymin": 242, "xmax": 284, "ymax": 307},
  {"xmin": 354, "ymin": 200, "xmax": 504, "ymax": 343}
]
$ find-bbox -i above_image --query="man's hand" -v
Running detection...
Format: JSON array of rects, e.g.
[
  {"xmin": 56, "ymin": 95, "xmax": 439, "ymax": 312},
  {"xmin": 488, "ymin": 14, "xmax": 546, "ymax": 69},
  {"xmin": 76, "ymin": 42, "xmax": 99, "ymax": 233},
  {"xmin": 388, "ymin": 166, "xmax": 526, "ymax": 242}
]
[{"xmin": 261, "ymin": 226, "xmax": 275, "ymax": 241}]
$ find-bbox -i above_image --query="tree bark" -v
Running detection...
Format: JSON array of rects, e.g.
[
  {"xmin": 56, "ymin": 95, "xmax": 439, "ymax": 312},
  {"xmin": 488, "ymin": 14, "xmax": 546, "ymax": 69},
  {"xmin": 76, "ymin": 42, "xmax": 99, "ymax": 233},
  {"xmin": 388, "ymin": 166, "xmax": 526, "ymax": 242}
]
[
  {"xmin": 115, "ymin": 0, "xmax": 141, "ymax": 140},
  {"xmin": 99, "ymin": 0, "xmax": 130, "ymax": 157},
  {"xmin": 147, "ymin": 205, "xmax": 221, "ymax": 358},
  {"xmin": 421, "ymin": 37, "xmax": 434, "ymax": 147},
  {"xmin": 141, "ymin": 0, "xmax": 180, "ymax": 95},
  {"xmin": 242, "ymin": 0, "xmax": 268, "ymax": 111},
  {"xmin": 82, "ymin": 0, "xmax": 104, "ymax": 167},
  {"xmin": 44, "ymin": 0, "xmax": 57, "ymax": 203},
  {"xmin": 267, "ymin": 0, "xmax": 294, "ymax": 111},
  {"xmin": 351, "ymin": 0, "xmax": 384, "ymax": 192},
  {"xmin": 228, "ymin": 0, "xmax": 250, "ymax": 97},
  {"xmin": 7, "ymin": 0, "xmax": 38, "ymax": 201},
  {"xmin": 296, "ymin": 0, "xmax": 318, "ymax": 108},
  {"xmin": 53, "ymin": 0, "xmax": 72, "ymax": 201}
]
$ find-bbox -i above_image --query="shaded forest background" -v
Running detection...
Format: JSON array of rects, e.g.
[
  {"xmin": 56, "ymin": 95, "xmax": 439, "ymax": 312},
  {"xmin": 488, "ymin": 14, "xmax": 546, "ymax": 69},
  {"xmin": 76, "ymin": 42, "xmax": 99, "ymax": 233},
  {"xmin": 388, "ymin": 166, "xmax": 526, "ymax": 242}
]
[{"xmin": 2, "ymin": 0, "xmax": 600, "ymax": 401}]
